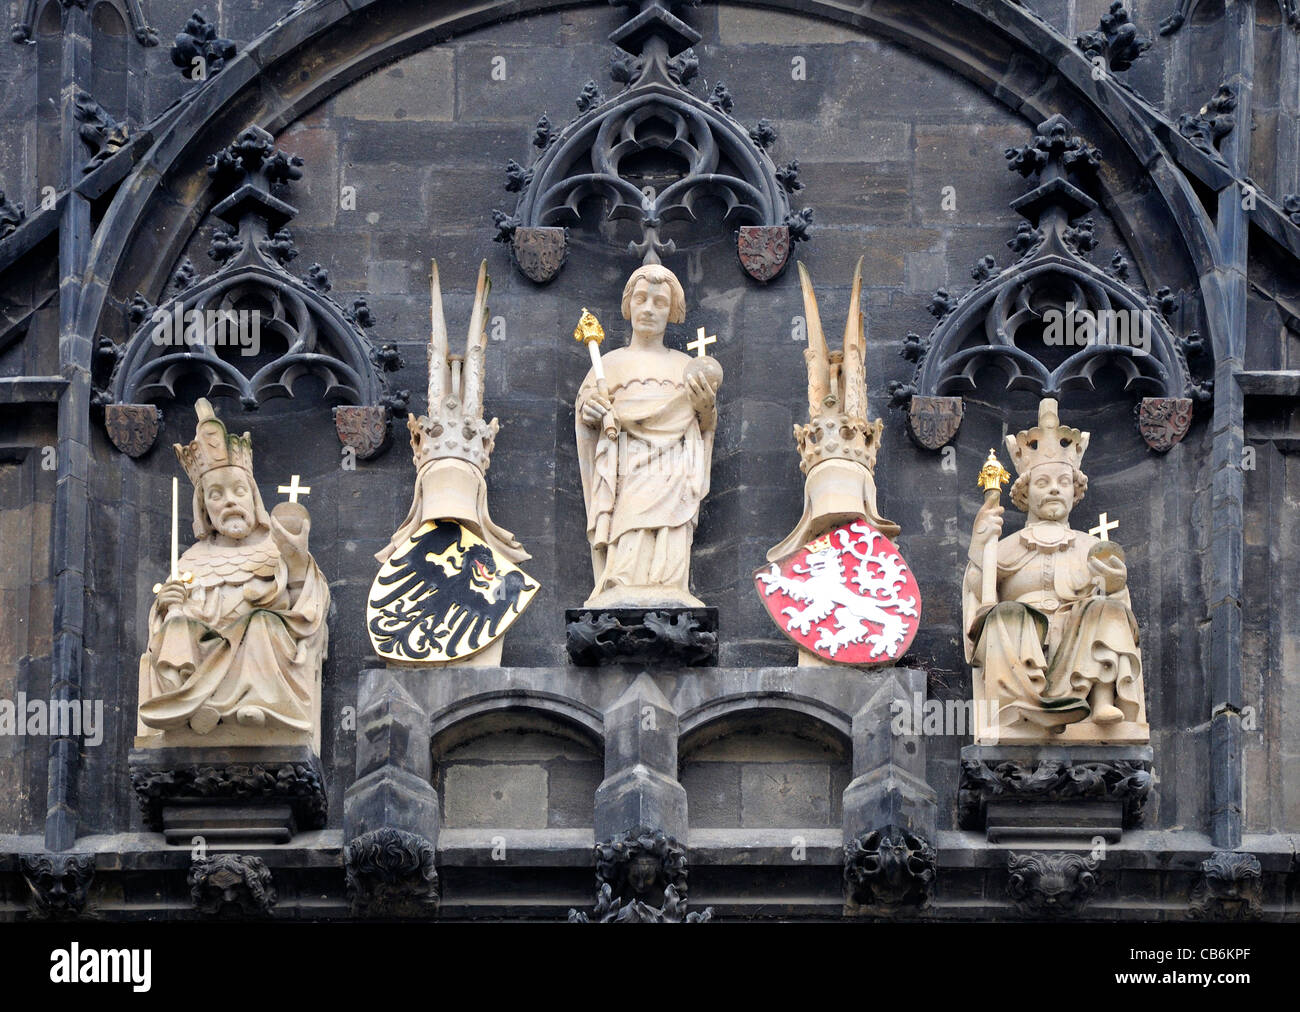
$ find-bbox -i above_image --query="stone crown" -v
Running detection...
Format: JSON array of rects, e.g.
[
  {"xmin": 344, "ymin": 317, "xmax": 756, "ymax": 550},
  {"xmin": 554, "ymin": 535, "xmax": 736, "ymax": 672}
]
[
  {"xmin": 408, "ymin": 400, "xmax": 499, "ymax": 474},
  {"xmin": 793, "ymin": 414, "xmax": 883, "ymax": 475},
  {"xmin": 175, "ymin": 397, "xmax": 254, "ymax": 485},
  {"xmin": 1005, "ymin": 397, "xmax": 1089, "ymax": 475}
]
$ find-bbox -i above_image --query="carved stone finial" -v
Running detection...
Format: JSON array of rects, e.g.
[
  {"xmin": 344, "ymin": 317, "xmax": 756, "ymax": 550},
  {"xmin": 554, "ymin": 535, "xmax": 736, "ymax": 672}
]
[
  {"xmin": 1189, "ymin": 851, "xmax": 1263, "ymax": 920},
  {"xmin": 1007, "ymin": 852, "xmax": 1099, "ymax": 916},
  {"xmin": 189, "ymin": 855, "xmax": 276, "ymax": 917},
  {"xmin": 1075, "ymin": 1, "xmax": 1151, "ymax": 72},
  {"xmin": 171, "ymin": 10, "xmax": 237, "ymax": 80}
]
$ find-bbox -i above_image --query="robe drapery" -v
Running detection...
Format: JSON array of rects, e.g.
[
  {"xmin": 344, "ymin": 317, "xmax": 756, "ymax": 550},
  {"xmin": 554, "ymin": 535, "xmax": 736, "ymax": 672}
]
[
  {"xmin": 576, "ymin": 349, "xmax": 714, "ymax": 607},
  {"xmin": 138, "ymin": 530, "xmax": 329, "ymax": 735},
  {"xmin": 962, "ymin": 525, "xmax": 1144, "ymax": 732}
]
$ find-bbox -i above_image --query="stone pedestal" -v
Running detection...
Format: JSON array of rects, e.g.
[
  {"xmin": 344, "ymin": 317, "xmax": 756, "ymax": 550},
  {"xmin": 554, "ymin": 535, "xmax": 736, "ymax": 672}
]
[
  {"xmin": 959, "ymin": 744, "xmax": 1153, "ymax": 843},
  {"xmin": 565, "ymin": 607, "xmax": 717, "ymax": 666},
  {"xmin": 128, "ymin": 746, "xmax": 327, "ymax": 845}
]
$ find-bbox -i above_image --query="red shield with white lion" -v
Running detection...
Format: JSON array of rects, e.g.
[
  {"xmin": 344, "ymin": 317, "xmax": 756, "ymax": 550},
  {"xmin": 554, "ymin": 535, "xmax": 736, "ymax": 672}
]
[{"xmin": 754, "ymin": 519, "xmax": 922, "ymax": 665}]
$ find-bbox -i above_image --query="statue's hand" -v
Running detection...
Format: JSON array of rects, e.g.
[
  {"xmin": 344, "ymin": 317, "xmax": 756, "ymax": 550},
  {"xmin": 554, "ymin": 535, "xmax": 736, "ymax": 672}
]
[
  {"xmin": 580, "ymin": 390, "xmax": 617, "ymax": 429},
  {"xmin": 1087, "ymin": 543, "xmax": 1127, "ymax": 595},
  {"xmin": 269, "ymin": 510, "xmax": 311, "ymax": 573},
  {"xmin": 155, "ymin": 579, "xmax": 189, "ymax": 615},
  {"xmin": 970, "ymin": 500, "xmax": 1004, "ymax": 560},
  {"xmin": 686, "ymin": 372, "xmax": 716, "ymax": 416}
]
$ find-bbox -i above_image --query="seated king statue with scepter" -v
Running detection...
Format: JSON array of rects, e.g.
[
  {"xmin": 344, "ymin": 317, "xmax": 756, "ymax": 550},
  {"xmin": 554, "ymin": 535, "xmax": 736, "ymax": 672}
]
[
  {"xmin": 963, "ymin": 398, "xmax": 1149, "ymax": 744},
  {"xmin": 135, "ymin": 398, "xmax": 330, "ymax": 750}
]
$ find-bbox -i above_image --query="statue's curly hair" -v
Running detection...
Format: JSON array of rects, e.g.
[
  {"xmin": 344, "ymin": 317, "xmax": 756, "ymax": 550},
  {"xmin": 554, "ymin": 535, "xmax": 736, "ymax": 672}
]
[{"xmin": 1009, "ymin": 465, "xmax": 1088, "ymax": 513}]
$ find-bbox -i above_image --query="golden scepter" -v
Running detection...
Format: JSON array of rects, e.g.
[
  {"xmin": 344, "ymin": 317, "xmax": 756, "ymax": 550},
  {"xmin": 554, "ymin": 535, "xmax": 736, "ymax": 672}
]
[
  {"xmin": 573, "ymin": 307, "xmax": 617, "ymax": 440},
  {"xmin": 152, "ymin": 475, "xmax": 194, "ymax": 594},
  {"xmin": 976, "ymin": 449, "xmax": 1010, "ymax": 607}
]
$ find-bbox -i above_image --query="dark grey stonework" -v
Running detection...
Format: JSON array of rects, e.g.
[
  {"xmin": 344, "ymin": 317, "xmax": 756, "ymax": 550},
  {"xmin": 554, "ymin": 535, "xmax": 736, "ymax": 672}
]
[{"xmin": 0, "ymin": 0, "xmax": 1295, "ymax": 920}]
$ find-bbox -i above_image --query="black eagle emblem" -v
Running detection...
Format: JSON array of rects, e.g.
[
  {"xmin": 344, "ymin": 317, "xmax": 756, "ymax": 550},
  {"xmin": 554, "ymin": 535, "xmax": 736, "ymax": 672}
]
[{"xmin": 367, "ymin": 520, "xmax": 538, "ymax": 661}]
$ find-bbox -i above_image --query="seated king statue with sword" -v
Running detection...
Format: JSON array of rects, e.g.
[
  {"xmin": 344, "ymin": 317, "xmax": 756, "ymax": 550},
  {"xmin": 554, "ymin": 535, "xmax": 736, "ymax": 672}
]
[{"xmin": 135, "ymin": 398, "xmax": 330, "ymax": 750}]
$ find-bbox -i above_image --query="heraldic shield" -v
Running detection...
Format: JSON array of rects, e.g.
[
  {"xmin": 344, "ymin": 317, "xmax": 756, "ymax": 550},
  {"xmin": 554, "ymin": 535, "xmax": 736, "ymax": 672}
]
[
  {"xmin": 367, "ymin": 519, "xmax": 539, "ymax": 663},
  {"xmin": 754, "ymin": 519, "xmax": 922, "ymax": 665}
]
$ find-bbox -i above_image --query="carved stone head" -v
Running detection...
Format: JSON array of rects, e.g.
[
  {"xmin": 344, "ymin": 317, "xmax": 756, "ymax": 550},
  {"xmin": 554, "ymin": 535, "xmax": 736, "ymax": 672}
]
[{"xmin": 621, "ymin": 264, "xmax": 686, "ymax": 338}]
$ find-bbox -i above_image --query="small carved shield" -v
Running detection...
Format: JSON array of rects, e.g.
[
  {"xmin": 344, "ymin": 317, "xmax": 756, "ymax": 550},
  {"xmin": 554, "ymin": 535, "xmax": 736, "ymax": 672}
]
[
  {"xmin": 736, "ymin": 225, "xmax": 790, "ymax": 283},
  {"xmin": 334, "ymin": 404, "xmax": 391, "ymax": 459},
  {"xmin": 908, "ymin": 395, "xmax": 964, "ymax": 450},
  {"xmin": 1138, "ymin": 397, "xmax": 1193, "ymax": 452},
  {"xmin": 512, "ymin": 226, "xmax": 567, "ymax": 283},
  {"xmin": 754, "ymin": 519, "xmax": 921, "ymax": 665},
  {"xmin": 368, "ymin": 520, "xmax": 540, "ymax": 664},
  {"xmin": 104, "ymin": 403, "xmax": 161, "ymax": 457}
]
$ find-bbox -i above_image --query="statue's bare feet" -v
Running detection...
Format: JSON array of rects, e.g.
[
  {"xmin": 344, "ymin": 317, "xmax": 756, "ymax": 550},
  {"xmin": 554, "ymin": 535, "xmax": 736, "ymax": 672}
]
[
  {"xmin": 236, "ymin": 706, "xmax": 266, "ymax": 727},
  {"xmin": 190, "ymin": 705, "xmax": 220, "ymax": 734}
]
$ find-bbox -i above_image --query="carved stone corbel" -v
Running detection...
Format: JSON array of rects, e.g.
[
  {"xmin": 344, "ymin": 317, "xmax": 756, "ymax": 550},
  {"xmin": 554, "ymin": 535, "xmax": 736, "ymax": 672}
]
[
  {"xmin": 568, "ymin": 825, "xmax": 712, "ymax": 923},
  {"xmin": 1188, "ymin": 851, "xmax": 1263, "ymax": 921},
  {"xmin": 843, "ymin": 826, "xmax": 937, "ymax": 910},
  {"xmin": 344, "ymin": 827, "xmax": 440, "ymax": 919},
  {"xmin": 1006, "ymin": 852, "xmax": 1100, "ymax": 917},
  {"xmin": 189, "ymin": 854, "xmax": 277, "ymax": 917},
  {"xmin": 20, "ymin": 853, "xmax": 96, "ymax": 920}
]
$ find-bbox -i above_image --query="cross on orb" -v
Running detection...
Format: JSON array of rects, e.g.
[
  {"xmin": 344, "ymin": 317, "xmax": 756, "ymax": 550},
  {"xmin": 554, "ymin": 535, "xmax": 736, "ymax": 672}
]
[
  {"xmin": 278, "ymin": 474, "xmax": 312, "ymax": 504},
  {"xmin": 1089, "ymin": 511, "xmax": 1119, "ymax": 538},
  {"xmin": 687, "ymin": 327, "xmax": 716, "ymax": 357}
]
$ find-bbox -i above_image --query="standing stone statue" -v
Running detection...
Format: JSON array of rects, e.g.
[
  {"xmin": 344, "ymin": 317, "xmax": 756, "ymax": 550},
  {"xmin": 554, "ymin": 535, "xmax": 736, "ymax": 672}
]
[
  {"xmin": 963, "ymin": 398, "xmax": 1148, "ymax": 743},
  {"xmin": 575, "ymin": 264, "xmax": 721, "ymax": 608},
  {"xmin": 136, "ymin": 398, "xmax": 330, "ymax": 749}
]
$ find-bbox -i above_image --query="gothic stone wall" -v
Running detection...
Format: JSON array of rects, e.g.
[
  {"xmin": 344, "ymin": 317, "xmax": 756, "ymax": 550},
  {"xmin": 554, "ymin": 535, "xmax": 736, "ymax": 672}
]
[{"xmin": 0, "ymin": 0, "xmax": 1296, "ymax": 872}]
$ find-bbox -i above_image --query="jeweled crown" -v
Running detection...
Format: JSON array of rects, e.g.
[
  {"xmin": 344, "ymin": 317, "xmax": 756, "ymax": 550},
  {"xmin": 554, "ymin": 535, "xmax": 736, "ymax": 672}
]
[
  {"xmin": 1004, "ymin": 398, "xmax": 1090, "ymax": 476},
  {"xmin": 408, "ymin": 407, "xmax": 499, "ymax": 474},
  {"xmin": 175, "ymin": 397, "xmax": 254, "ymax": 485}
]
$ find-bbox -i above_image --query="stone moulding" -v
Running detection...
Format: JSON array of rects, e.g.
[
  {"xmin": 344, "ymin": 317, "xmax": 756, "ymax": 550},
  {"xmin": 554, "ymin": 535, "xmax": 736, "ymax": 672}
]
[
  {"xmin": 890, "ymin": 114, "xmax": 1209, "ymax": 453},
  {"xmin": 493, "ymin": 0, "xmax": 809, "ymax": 282},
  {"xmin": 958, "ymin": 755, "xmax": 1153, "ymax": 830},
  {"xmin": 100, "ymin": 126, "xmax": 398, "ymax": 458}
]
